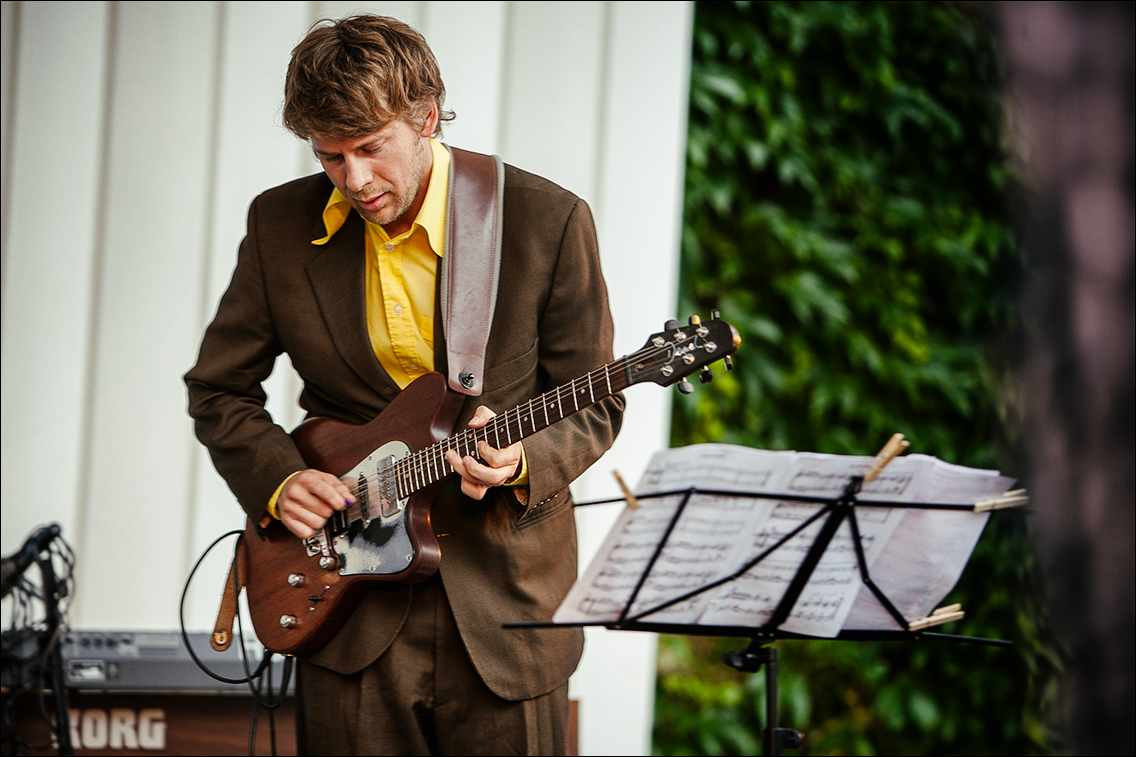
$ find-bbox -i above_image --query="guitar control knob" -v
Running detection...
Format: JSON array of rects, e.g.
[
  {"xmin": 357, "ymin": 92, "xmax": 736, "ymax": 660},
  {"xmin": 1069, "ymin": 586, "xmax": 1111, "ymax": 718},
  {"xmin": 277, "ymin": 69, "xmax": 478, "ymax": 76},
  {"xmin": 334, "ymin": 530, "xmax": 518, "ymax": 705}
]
[
  {"xmin": 280, "ymin": 615, "xmax": 297, "ymax": 629},
  {"xmin": 677, "ymin": 379, "xmax": 694, "ymax": 395},
  {"xmin": 319, "ymin": 556, "xmax": 336, "ymax": 571},
  {"xmin": 287, "ymin": 573, "xmax": 306, "ymax": 588}
]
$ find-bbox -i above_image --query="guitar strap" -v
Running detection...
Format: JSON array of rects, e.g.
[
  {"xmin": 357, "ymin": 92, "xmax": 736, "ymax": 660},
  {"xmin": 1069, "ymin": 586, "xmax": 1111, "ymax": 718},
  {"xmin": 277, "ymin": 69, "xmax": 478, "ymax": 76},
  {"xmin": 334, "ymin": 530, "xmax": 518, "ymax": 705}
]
[
  {"xmin": 210, "ymin": 536, "xmax": 247, "ymax": 652},
  {"xmin": 439, "ymin": 146, "xmax": 504, "ymax": 396}
]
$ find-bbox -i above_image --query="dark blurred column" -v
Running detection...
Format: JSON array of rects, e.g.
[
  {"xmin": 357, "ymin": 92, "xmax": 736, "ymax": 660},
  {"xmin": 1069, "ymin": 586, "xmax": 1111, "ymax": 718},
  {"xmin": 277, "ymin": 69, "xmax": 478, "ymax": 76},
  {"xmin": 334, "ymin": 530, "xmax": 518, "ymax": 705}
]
[{"xmin": 999, "ymin": 2, "xmax": 1134, "ymax": 754}]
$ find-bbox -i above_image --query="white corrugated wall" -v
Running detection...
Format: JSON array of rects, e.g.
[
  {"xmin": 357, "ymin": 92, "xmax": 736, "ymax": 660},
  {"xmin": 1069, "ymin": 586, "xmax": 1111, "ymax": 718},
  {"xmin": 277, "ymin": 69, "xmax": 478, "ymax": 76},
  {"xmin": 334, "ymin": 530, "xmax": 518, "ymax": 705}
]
[{"xmin": 0, "ymin": 2, "xmax": 692, "ymax": 753}]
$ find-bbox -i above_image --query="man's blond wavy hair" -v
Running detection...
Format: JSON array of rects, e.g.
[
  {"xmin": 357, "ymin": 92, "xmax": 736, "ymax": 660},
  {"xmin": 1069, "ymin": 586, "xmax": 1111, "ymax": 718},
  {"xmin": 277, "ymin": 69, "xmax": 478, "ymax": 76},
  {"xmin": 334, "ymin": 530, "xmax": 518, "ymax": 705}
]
[{"xmin": 283, "ymin": 14, "xmax": 455, "ymax": 141}]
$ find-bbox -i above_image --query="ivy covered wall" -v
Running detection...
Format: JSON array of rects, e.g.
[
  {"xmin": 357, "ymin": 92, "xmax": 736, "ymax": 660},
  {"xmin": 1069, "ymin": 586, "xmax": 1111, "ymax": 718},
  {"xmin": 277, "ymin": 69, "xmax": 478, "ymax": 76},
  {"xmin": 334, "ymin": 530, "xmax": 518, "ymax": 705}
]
[{"xmin": 655, "ymin": 2, "xmax": 1063, "ymax": 754}]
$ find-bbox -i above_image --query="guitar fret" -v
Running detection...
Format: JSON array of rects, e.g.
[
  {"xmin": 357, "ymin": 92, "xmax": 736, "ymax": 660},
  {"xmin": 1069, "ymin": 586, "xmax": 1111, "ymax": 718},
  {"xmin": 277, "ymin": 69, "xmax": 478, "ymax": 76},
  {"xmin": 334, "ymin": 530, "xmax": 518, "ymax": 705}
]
[
  {"xmin": 543, "ymin": 396, "xmax": 550, "ymax": 428},
  {"xmin": 572, "ymin": 380, "xmax": 579, "ymax": 412},
  {"xmin": 589, "ymin": 374, "xmax": 595, "ymax": 403},
  {"xmin": 605, "ymin": 364, "xmax": 612, "ymax": 396}
]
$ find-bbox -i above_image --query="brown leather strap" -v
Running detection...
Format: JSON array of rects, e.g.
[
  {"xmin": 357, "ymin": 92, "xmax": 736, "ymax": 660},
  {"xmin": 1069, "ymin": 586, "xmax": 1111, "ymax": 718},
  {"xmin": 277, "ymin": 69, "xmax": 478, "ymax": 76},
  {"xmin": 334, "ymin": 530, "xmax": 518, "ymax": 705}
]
[
  {"xmin": 211, "ymin": 535, "xmax": 248, "ymax": 651},
  {"xmin": 441, "ymin": 146, "xmax": 504, "ymax": 396}
]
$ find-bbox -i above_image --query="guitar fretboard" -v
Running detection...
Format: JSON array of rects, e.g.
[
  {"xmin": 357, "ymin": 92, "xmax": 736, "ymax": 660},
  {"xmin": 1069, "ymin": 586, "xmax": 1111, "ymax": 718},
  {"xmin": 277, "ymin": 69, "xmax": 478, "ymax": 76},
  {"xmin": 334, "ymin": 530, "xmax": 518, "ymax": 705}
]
[
  {"xmin": 392, "ymin": 360, "xmax": 631, "ymax": 499},
  {"xmin": 316, "ymin": 317, "xmax": 735, "ymax": 540}
]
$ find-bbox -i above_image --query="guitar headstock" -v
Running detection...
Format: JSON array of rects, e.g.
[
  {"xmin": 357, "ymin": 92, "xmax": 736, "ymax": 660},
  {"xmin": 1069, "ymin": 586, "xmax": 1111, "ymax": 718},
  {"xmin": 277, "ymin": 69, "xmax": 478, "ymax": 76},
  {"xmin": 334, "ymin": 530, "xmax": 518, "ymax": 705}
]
[{"xmin": 626, "ymin": 313, "xmax": 740, "ymax": 389}]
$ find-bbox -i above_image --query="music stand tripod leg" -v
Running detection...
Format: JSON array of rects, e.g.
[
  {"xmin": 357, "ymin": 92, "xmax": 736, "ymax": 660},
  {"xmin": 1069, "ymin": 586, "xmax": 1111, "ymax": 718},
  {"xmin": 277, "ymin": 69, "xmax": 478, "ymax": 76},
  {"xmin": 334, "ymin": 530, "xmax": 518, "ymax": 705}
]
[{"xmin": 723, "ymin": 642, "xmax": 804, "ymax": 755}]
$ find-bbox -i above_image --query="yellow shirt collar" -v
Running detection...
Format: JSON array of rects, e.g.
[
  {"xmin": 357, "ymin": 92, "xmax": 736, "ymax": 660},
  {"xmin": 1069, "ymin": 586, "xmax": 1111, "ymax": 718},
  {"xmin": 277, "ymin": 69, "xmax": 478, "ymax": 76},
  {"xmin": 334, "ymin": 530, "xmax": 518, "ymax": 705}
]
[{"xmin": 312, "ymin": 137, "xmax": 450, "ymax": 257}]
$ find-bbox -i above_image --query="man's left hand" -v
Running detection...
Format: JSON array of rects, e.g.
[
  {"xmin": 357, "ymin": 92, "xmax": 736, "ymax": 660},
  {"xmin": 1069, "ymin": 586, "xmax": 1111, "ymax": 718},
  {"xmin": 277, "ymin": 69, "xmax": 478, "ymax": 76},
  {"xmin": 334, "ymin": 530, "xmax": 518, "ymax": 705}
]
[{"xmin": 445, "ymin": 405, "xmax": 522, "ymax": 500}]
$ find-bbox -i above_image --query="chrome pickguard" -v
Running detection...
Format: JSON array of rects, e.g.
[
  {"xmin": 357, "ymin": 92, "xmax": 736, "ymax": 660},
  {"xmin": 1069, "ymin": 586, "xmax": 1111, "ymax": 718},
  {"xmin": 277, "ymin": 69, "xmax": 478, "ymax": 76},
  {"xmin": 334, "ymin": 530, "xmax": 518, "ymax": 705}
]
[{"xmin": 331, "ymin": 440, "xmax": 416, "ymax": 576}]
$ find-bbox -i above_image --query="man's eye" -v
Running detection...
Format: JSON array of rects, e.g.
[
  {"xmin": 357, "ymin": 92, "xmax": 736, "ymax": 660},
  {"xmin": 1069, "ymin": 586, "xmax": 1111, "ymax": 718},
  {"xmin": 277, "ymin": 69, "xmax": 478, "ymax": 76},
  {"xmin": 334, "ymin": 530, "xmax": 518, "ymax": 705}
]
[{"xmin": 364, "ymin": 145, "xmax": 382, "ymax": 155}]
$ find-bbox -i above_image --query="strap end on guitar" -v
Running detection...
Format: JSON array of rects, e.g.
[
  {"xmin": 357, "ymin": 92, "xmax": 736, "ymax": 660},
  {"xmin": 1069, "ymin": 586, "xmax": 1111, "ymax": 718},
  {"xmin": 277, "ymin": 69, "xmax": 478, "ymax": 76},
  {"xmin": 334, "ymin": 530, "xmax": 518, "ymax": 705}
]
[{"xmin": 211, "ymin": 535, "xmax": 248, "ymax": 652}]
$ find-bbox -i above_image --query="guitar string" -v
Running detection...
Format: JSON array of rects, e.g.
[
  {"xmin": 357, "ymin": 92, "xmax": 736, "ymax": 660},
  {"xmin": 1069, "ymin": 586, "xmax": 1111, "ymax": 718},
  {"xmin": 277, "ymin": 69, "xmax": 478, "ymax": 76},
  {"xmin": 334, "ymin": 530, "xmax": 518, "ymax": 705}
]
[
  {"xmin": 318, "ymin": 331, "xmax": 717, "ymax": 535},
  {"xmin": 324, "ymin": 355, "xmax": 632, "ymax": 533},
  {"xmin": 320, "ymin": 333, "xmax": 711, "ymax": 535},
  {"xmin": 340, "ymin": 342, "xmax": 653, "ymax": 500}
]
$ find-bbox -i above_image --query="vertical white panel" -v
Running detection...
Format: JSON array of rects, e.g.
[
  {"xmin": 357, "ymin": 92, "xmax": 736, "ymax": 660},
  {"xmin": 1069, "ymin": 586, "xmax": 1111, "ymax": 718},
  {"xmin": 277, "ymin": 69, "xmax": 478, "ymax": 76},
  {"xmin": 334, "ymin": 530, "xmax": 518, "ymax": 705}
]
[
  {"xmin": 1, "ymin": 0, "xmax": 19, "ymax": 287},
  {"xmin": 499, "ymin": 1, "xmax": 607, "ymax": 201},
  {"xmin": 182, "ymin": 1, "xmax": 317, "ymax": 632},
  {"xmin": 75, "ymin": 2, "xmax": 222, "ymax": 630},
  {"xmin": 421, "ymin": 1, "xmax": 506, "ymax": 155},
  {"xmin": 317, "ymin": 0, "xmax": 421, "ymax": 28},
  {"xmin": 576, "ymin": 1, "xmax": 693, "ymax": 501},
  {"xmin": 0, "ymin": 2, "xmax": 109, "ymax": 557},
  {"xmin": 569, "ymin": 3, "xmax": 694, "ymax": 755}
]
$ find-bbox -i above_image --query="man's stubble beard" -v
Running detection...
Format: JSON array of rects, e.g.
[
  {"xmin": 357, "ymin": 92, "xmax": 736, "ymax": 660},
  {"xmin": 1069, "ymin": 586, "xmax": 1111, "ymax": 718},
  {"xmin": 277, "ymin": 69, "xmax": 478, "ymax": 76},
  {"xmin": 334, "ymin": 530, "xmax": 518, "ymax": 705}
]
[{"xmin": 353, "ymin": 138, "xmax": 432, "ymax": 229}]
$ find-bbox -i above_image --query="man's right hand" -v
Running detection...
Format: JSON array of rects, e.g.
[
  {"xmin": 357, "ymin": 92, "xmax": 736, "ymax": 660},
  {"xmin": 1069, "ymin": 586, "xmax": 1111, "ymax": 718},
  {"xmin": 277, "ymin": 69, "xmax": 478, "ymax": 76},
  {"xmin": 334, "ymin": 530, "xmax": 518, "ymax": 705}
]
[{"xmin": 278, "ymin": 469, "xmax": 355, "ymax": 539}]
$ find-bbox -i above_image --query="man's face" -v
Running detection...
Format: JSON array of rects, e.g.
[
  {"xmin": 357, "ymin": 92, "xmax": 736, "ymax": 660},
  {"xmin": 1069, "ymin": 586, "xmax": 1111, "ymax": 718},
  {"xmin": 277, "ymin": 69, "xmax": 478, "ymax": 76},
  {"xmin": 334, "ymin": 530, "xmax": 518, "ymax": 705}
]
[{"xmin": 311, "ymin": 106, "xmax": 437, "ymax": 236}]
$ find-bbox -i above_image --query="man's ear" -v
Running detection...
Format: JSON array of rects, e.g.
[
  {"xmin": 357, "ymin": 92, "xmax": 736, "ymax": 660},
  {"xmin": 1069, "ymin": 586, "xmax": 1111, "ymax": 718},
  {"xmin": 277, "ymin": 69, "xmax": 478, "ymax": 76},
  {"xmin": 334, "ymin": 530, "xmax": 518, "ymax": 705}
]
[{"xmin": 420, "ymin": 101, "xmax": 440, "ymax": 138}]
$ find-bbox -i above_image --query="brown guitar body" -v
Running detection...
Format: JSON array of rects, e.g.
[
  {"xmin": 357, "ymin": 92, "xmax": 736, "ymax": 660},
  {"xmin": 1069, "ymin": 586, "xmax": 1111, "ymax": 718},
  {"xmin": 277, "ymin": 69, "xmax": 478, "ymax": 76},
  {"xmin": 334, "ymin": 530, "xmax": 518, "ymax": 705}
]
[{"xmin": 243, "ymin": 372, "xmax": 464, "ymax": 657}]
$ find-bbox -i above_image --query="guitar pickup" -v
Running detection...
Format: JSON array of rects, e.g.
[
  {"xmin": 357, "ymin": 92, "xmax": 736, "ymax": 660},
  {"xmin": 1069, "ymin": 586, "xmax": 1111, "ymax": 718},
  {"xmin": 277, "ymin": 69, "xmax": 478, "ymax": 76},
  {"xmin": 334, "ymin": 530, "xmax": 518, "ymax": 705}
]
[
  {"xmin": 356, "ymin": 470, "xmax": 371, "ymax": 522},
  {"xmin": 376, "ymin": 455, "xmax": 400, "ymax": 519}
]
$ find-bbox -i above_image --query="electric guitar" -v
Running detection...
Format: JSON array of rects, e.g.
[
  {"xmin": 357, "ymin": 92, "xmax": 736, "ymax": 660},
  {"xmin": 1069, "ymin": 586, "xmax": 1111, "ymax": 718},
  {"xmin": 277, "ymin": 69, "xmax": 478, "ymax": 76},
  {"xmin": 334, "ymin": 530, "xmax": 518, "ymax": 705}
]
[{"xmin": 242, "ymin": 316, "xmax": 740, "ymax": 655}]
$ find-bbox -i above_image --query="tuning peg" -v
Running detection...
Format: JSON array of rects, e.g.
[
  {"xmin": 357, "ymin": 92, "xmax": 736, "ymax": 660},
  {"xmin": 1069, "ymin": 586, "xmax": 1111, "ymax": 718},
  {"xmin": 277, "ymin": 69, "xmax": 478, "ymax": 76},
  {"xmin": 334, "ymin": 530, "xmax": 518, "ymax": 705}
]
[
  {"xmin": 688, "ymin": 314, "xmax": 701, "ymax": 326},
  {"xmin": 711, "ymin": 309, "xmax": 721, "ymax": 320},
  {"xmin": 724, "ymin": 355, "xmax": 734, "ymax": 372},
  {"xmin": 665, "ymin": 319, "xmax": 680, "ymax": 331},
  {"xmin": 677, "ymin": 379, "xmax": 694, "ymax": 395},
  {"xmin": 699, "ymin": 366, "xmax": 713, "ymax": 384}
]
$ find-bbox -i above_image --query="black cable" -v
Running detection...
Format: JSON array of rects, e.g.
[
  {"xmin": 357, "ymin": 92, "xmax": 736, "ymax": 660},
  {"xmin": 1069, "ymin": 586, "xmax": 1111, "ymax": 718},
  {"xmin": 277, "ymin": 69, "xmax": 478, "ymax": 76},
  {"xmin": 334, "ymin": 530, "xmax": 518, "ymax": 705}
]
[
  {"xmin": 177, "ymin": 529, "xmax": 267, "ymax": 685},
  {"xmin": 180, "ymin": 528, "xmax": 295, "ymax": 756}
]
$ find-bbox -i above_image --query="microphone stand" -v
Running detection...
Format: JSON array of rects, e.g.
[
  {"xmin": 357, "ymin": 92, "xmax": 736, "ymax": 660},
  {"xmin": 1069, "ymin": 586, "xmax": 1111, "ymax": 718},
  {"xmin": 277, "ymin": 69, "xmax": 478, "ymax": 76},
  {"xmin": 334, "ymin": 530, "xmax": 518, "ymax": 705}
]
[{"xmin": 36, "ymin": 550, "xmax": 73, "ymax": 755}]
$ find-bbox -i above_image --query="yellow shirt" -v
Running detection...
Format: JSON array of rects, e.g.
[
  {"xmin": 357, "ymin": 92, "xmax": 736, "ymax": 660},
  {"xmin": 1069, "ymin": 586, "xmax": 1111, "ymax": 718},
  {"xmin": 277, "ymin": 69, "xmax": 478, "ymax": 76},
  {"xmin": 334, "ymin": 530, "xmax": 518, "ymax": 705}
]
[
  {"xmin": 268, "ymin": 139, "xmax": 524, "ymax": 519},
  {"xmin": 314, "ymin": 138, "xmax": 449, "ymax": 388}
]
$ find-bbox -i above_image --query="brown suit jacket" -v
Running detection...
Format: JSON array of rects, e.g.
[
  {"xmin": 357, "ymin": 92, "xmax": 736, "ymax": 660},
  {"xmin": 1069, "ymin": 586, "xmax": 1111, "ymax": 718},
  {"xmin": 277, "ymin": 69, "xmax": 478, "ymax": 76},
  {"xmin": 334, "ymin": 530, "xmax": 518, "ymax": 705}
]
[{"xmin": 185, "ymin": 160, "xmax": 623, "ymax": 701}]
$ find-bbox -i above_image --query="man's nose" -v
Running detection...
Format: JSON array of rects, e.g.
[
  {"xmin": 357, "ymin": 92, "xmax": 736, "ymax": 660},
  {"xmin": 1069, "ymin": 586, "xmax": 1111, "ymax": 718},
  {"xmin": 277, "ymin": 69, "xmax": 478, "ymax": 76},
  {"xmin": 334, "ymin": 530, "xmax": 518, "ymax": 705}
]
[{"xmin": 343, "ymin": 155, "xmax": 371, "ymax": 193}]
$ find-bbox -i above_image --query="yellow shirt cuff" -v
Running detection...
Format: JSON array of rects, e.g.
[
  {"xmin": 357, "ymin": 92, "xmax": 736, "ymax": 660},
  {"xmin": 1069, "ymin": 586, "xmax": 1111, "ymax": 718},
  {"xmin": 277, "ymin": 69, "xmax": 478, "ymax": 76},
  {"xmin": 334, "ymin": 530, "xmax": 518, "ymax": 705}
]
[
  {"xmin": 266, "ymin": 471, "xmax": 303, "ymax": 520},
  {"xmin": 505, "ymin": 444, "xmax": 529, "ymax": 488}
]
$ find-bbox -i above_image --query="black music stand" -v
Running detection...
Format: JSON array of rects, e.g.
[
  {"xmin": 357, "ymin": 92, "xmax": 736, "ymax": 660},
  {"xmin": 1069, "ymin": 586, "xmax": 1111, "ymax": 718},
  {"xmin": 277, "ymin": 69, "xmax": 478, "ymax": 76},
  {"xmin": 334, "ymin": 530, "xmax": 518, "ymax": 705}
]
[{"xmin": 507, "ymin": 474, "xmax": 1014, "ymax": 756}]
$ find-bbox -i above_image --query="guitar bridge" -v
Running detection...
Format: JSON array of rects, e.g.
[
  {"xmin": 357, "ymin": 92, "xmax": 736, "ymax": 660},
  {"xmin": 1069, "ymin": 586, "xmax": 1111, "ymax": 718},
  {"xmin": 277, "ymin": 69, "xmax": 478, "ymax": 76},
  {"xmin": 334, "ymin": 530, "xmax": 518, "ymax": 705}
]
[{"xmin": 303, "ymin": 528, "xmax": 331, "ymax": 558}]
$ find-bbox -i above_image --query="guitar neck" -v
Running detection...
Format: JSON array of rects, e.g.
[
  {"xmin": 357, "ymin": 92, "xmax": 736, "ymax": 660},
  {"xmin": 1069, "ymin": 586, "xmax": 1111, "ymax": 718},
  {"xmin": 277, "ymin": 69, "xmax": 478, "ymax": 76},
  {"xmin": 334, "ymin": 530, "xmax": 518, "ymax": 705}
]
[{"xmin": 394, "ymin": 358, "xmax": 632, "ymax": 498}]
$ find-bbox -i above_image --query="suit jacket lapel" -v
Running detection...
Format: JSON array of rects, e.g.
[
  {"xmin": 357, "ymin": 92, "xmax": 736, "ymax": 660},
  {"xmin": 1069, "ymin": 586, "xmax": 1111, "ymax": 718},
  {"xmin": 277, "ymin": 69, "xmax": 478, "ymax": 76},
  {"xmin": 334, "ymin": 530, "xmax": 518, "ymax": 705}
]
[{"xmin": 304, "ymin": 211, "xmax": 402, "ymax": 400}]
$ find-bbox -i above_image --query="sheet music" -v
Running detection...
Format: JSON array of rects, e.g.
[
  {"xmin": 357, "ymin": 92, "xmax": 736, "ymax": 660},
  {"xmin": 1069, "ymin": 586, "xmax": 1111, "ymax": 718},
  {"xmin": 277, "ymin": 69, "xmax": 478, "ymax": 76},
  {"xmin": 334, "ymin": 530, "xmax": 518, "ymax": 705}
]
[
  {"xmin": 555, "ymin": 444, "xmax": 1014, "ymax": 636},
  {"xmin": 697, "ymin": 453, "xmax": 912, "ymax": 636},
  {"xmin": 555, "ymin": 445, "xmax": 793, "ymax": 625},
  {"xmin": 842, "ymin": 458, "xmax": 1015, "ymax": 630}
]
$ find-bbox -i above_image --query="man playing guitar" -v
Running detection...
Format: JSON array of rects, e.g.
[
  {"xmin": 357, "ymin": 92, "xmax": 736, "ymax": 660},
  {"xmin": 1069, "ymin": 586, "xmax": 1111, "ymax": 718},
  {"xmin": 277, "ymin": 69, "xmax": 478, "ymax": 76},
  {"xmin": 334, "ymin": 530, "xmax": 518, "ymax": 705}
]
[{"xmin": 185, "ymin": 14, "xmax": 623, "ymax": 755}]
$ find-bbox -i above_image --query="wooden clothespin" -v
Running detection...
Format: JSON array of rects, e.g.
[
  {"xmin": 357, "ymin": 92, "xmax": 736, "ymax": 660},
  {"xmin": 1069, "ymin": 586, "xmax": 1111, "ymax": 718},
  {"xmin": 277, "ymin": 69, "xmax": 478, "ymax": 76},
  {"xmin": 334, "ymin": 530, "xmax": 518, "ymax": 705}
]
[
  {"xmin": 864, "ymin": 433, "xmax": 910, "ymax": 482},
  {"xmin": 973, "ymin": 489, "xmax": 1029, "ymax": 512},
  {"xmin": 613, "ymin": 470, "xmax": 639, "ymax": 510},
  {"xmin": 908, "ymin": 603, "xmax": 965, "ymax": 631}
]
